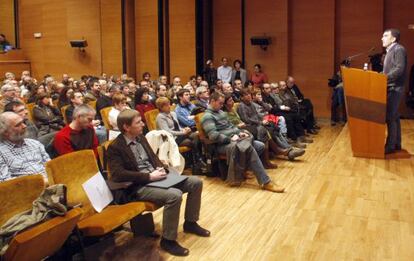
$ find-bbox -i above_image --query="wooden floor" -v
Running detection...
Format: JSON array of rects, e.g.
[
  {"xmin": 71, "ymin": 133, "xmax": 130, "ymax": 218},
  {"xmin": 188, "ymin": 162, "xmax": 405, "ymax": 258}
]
[{"xmin": 104, "ymin": 120, "xmax": 414, "ymax": 261}]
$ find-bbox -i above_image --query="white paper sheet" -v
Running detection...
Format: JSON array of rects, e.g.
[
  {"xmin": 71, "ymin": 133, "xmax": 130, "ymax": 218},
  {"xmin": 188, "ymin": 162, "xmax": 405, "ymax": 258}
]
[{"xmin": 82, "ymin": 172, "xmax": 113, "ymax": 213}]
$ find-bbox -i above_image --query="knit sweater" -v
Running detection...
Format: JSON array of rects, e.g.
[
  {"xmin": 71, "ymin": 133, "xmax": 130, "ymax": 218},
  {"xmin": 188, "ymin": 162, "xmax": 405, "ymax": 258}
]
[{"xmin": 201, "ymin": 107, "xmax": 240, "ymax": 144}]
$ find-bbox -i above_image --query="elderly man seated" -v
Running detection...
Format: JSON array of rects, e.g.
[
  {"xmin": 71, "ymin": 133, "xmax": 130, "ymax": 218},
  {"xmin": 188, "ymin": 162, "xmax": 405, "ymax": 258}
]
[
  {"xmin": 0, "ymin": 84, "xmax": 20, "ymax": 113},
  {"xmin": 0, "ymin": 112, "xmax": 49, "ymax": 182},
  {"xmin": 201, "ymin": 91, "xmax": 285, "ymax": 192}
]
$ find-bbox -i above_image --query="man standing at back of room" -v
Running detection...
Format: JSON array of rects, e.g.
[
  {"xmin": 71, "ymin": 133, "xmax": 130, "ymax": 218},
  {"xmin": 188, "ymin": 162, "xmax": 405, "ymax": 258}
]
[{"xmin": 381, "ymin": 28, "xmax": 407, "ymax": 154}]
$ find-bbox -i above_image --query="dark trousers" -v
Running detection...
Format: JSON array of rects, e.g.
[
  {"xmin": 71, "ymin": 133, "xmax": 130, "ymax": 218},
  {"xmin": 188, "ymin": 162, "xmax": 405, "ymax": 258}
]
[
  {"xmin": 136, "ymin": 176, "xmax": 202, "ymax": 240},
  {"xmin": 385, "ymin": 90, "xmax": 403, "ymax": 151},
  {"xmin": 331, "ymin": 87, "xmax": 347, "ymax": 122},
  {"xmin": 276, "ymin": 112, "xmax": 305, "ymax": 140}
]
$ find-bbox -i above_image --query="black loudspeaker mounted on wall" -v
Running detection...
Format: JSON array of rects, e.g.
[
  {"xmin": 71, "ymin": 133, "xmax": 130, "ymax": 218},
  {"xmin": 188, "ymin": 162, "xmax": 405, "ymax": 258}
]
[
  {"xmin": 69, "ymin": 40, "xmax": 88, "ymax": 51},
  {"xmin": 250, "ymin": 37, "xmax": 271, "ymax": 50}
]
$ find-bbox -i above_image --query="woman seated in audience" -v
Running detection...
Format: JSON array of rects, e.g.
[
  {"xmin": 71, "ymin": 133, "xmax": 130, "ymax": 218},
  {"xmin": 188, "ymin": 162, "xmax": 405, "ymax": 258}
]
[
  {"xmin": 155, "ymin": 97, "xmax": 206, "ymax": 173},
  {"xmin": 33, "ymin": 93, "xmax": 65, "ymax": 136},
  {"xmin": 222, "ymin": 94, "xmax": 245, "ymax": 129},
  {"xmin": 57, "ymin": 87, "xmax": 74, "ymax": 109},
  {"xmin": 135, "ymin": 87, "xmax": 155, "ymax": 127},
  {"xmin": 108, "ymin": 93, "xmax": 129, "ymax": 130}
]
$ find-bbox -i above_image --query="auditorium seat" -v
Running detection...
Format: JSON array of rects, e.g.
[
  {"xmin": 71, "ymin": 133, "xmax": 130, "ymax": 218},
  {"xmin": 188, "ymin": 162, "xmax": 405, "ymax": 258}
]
[
  {"xmin": 100, "ymin": 106, "xmax": 113, "ymax": 131},
  {"xmin": 0, "ymin": 175, "xmax": 82, "ymax": 261},
  {"xmin": 45, "ymin": 150, "xmax": 148, "ymax": 237}
]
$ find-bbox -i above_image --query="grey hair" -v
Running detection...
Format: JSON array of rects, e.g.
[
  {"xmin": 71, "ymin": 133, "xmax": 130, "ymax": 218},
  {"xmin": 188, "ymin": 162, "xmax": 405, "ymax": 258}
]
[
  {"xmin": 1, "ymin": 84, "xmax": 13, "ymax": 94},
  {"xmin": 196, "ymin": 86, "xmax": 207, "ymax": 96},
  {"xmin": 72, "ymin": 104, "xmax": 96, "ymax": 120},
  {"xmin": 0, "ymin": 112, "xmax": 18, "ymax": 140}
]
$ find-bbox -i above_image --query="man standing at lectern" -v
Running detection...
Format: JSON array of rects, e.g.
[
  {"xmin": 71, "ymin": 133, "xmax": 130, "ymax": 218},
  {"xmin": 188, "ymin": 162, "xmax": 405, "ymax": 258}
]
[{"xmin": 381, "ymin": 29, "xmax": 407, "ymax": 154}]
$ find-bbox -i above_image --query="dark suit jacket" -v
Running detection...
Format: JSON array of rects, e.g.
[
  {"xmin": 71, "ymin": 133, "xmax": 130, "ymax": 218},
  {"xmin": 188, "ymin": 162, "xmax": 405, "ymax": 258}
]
[
  {"xmin": 290, "ymin": 84, "xmax": 304, "ymax": 101},
  {"xmin": 383, "ymin": 43, "xmax": 407, "ymax": 91},
  {"xmin": 107, "ymin": 133, "xmax": 165, "ymax": 187}
]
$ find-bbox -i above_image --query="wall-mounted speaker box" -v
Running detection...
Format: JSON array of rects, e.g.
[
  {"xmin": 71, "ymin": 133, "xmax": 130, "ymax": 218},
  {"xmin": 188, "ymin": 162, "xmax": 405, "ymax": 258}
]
[
  {"xmin": 69, "ymin": 40, "xmax": 88, "ymax": 48},
  {"xmin": 250, "ymin": 37, "xmax": 271, "ymax": 46}
]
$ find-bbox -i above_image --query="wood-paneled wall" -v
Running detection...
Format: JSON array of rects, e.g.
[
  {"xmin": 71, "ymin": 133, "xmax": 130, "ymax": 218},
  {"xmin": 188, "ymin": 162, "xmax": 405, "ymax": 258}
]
[
  {"xmin": 212, "ymin": 0, "xmax": 242, "ymax": 67},
  {"xmin": 18, "ymin": 0, "xmax": 122, "ymax": 79},
  {"xmin": 0, "ymin": 0, "xmax": 15, "ymax": 47},
  {"xmin": 245, "ymin": 0, "xmax": 288, "ymax": 82},
  {"xmin": 169, "ymin": 0, "xmax": 196, "ymax": 82},
  {"xmin": 100, "ymin": 0, "xmax": 123, "ymax": 77},
  {"xmin": 135, "ymin": 0, "xmax": 159, "ymax": 82},
  {"xmin": 289, "ymin": 0, "xmax": 335, "ymax": 117},
  {"xmin": 335, "ymin": 0, "xmax": 384, "ymax": 69}
]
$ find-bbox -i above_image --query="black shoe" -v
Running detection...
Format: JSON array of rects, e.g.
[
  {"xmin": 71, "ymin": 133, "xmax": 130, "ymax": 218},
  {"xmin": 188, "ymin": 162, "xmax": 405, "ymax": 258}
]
[
  {"xmin": 160, "ymin": 238, "xmax": 189, "ymax": 256},
  {"xmin": 183, "ymin": 221, "xmax": 211, "ymax": 237}
]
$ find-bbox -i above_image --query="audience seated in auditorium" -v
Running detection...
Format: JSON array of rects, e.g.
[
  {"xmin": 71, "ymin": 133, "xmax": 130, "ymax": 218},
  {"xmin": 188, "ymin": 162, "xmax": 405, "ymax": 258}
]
[
  {"xmin": 217, "ymin": 57, "xmax": 232, "ymax": 84},
  {"xmin": 32, "ymin": 93, "xmax": 65, "ymax": 136},
  {"xmin": 237, "ymin": 89, "xmax": 305, "ymax": 163},
  {"xmin": 53, "ymin": 104, "xmax": 98, "ymax": 156},
  {"xmin": 175, "ymin": 89, "xmax": 196, "ymax": 129},
  {"xmin": 250, "ymin": 90, "xmax": 306, "ymax": 160},
  {"xmin": 201, "ymin": 91, "xmax": 285, "ymax": 192},
  {"xmin": 107, "ymin": 109, "xmax": 210, "ymax": 256},
  {"xmin": 231, "ymin": 59, "xmax": 247, "ymax": 86},
  {"xmin": 261, "ymin": 83, "xmax": 310, "ymax": 148},
  {"xmin": 0, "ymin": 112, "xmax": 49, "ymax": 182}
]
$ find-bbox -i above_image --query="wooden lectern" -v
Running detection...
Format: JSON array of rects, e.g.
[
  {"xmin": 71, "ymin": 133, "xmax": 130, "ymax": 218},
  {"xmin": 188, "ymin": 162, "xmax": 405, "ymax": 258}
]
[{"xmin": 341, "ymin": 67, "xmax": 387, "ymax": 159}]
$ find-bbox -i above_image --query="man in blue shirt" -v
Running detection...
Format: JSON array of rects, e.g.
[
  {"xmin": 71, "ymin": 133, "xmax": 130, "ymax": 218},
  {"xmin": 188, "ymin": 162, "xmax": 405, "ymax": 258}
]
[{"xmin": 175, "ymin": 89, "xmax": 196, "ymax": 129}]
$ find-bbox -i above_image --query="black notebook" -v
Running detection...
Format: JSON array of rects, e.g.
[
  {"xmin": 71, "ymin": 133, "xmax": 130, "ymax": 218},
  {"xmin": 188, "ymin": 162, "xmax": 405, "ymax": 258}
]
[{"xmin": 146, "ymin": 168, "xmax": 188, "ymax": 188}]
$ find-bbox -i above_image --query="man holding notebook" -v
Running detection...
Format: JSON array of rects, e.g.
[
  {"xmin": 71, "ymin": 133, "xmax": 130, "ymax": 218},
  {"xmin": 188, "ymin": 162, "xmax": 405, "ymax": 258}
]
[{"xmin": 107, "ymin": 109, "xmax": 210, "ymax": 256}]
